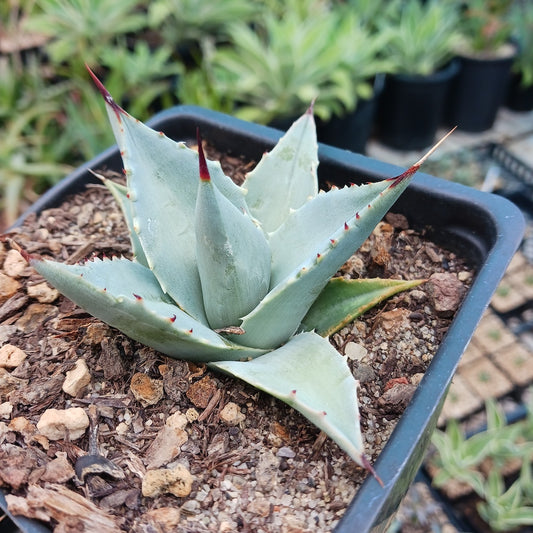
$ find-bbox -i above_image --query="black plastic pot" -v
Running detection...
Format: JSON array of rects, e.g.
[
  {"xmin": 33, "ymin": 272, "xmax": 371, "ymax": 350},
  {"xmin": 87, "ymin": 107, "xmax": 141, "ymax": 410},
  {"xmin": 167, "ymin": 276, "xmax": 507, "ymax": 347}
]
[
  {"xmin": 315, "ymin": 96, "xmax": 376, "ymax": 154},
  {"xmin": 317, "ymin": 76, "xmax": 384, "ymax": 154},
  {"xmin": 506, "ymin": 73, "xmax": 533, "ymax": 112},
  {"xmin": 376, "ymin": 61, "xmax": 459, "ymax": 151},
  {"xmin": 446, "ymin": 49, "xmax": 517, "ymax": 132},
  {"xmin": 2, "ymin": 106, "xmax": 525, "ymax": 533}
]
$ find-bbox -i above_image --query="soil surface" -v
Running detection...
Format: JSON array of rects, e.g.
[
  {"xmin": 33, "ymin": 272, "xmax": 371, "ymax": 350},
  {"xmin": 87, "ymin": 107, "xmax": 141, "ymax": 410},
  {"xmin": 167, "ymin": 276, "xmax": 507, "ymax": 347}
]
[{"xmin": 0, "ymin": 146, "xmax": 473, "ymax": 532}]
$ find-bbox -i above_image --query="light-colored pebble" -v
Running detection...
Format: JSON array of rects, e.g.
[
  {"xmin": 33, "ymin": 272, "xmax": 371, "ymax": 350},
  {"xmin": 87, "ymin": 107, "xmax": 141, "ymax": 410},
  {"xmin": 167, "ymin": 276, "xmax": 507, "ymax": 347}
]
[
  {"xmin": 0, "ymin": 344, "xmax": 27, "ymax": 368},
  {"xmin": 3, "ymin": 250, "xmax": 27, "ymax": 277},
  {"xmin": 115, "ymin": 422, "xmax": 129, "ymax": 435},
  {"xmin": 130, "ymin": 373, "xmax": 164, "ymax": 406},
  {"xmin": 144, "ymin": 426, "xmax": 188, "ymax": 469},
  {"xmin": 27, "ymin": 282, "xmax": 59, "ymax": 303},
  {"xmin": 457, "ymin": 271, "xmax": 471, "ymax": 282},
  {"xmin": 0, "ymin": 401, "xmax": 13, "ymax": 419},
  {"xmin": 185, "ymin": 408, "xmax": 199, "ymax": 423},
  {"xmin": 36, "ymin": 407, "xmax": 89, "ymax": 440},
  {"xmin": 0, "ymin": 272, "xmax": 21, "ymax": 305},
  {"xmin": 219, "ymin": 402, "xmax": 245, "ymax": 426},
  {"xmin": 166, "ymin": 411, "xmax": 188, "ymax": 430},
  {"xmin": 344, "ymin": 342, "xmax": 368, "ymax": 361},
  {"xmin": 142, "ymin": 464, "xmax": 194, "ymax": 498},
  {"xmin": 62, "ymin": 359, "xmax": 91, "ymax": 396}
]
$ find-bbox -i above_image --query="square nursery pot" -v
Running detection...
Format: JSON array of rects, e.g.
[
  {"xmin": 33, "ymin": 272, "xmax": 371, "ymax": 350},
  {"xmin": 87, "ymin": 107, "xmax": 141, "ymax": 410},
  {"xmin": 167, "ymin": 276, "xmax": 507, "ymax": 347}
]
[{"xmin": 2, "ymin": 106, "xmax": 525, "ymax": 533}]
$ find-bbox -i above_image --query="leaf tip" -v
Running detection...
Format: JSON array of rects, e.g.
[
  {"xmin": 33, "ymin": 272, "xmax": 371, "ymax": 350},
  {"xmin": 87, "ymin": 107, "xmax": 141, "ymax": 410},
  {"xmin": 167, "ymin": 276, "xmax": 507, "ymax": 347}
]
[
  {"xmin": 361, "ymin": 454, "xmax": 384, "ymax": 487},
  {"xmin": 388, "ymin": 127, "xmax": 456, "ymax": 188},
  {"xmin": 307, "ymin": 98, "xmax": 316, "ymax": 116},
  {"xmin": 196, "ymin": 128, "xmax": 210, "ymax": 182},
  {"xmin": 85, "ymin": 64, "xmax": 124, "ymax": 121}
]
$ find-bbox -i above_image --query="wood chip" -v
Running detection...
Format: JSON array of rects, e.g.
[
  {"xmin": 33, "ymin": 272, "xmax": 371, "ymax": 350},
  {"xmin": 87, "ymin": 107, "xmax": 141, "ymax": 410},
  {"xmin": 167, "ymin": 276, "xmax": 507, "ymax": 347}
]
[{"xmin": 5, "ymin": 483, "xmax": 121, "ymax": 532}]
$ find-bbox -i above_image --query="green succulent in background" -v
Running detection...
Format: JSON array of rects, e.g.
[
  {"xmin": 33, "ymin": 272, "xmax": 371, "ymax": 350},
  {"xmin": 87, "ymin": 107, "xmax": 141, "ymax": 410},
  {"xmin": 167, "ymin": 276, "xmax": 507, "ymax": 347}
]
[
  {"xmin": 27, "ymin": 70, "xmax": 446, "ymax": 480},
  {"xmin": 147, "ymin": 0, "xmax": 261, "ymax": 53},
  {"xmin": 23, "ymin": 0, "xmax": 147, "ymax": 74},
  {"xmin": 508, "ymin": 0, "xmax": 533, "ymax": 88},
  {"xmin": 60, "ymin": 78, "xmax": 117, "ymax": 161},
  {"xmin": 377, "ymin": 0, "xmax": 462, "ymax": 76},
  {"xmin": 99, "ymin": 41, "xmax": 183, "ymax": 119},
  {"xmin": 478, "ymin": 458, "xmax": 533, "ymax": 532},
  {"xmin": 0, "ymin": 55, "xmax": 73, "ymax": 226},
  {"xmin": 431, "ymin": 393, "xmax": 533, "ymax": 530},
  {"xmin": 455, "ymin": 0, "xmax": 514, "ymax": 56},
  {"xmin": 181, "ymin": 1, "xmax": 389, "ymax": 125},
  {"xmin": 332, "ymin": 0, "xmax": 390, "ymax": 31}
]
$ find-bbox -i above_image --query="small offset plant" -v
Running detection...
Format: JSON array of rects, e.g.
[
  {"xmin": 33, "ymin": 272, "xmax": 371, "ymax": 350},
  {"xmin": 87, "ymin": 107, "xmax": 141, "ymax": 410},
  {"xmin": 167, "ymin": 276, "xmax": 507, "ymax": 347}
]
[
  {"xmin": 431, "ymin": 394, "xmax": 533, "ymax": 530},
  {"xmin": 28, "ymin": 68, "xmax": 449, "ymax": 482}
]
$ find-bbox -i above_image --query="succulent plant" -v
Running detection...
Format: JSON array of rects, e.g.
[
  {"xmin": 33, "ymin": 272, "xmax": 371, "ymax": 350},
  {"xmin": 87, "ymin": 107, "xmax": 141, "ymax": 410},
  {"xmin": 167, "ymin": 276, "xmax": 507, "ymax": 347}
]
[{"xmin": 28, "ymin": 68, "xmax": 448, "ymax": 482}]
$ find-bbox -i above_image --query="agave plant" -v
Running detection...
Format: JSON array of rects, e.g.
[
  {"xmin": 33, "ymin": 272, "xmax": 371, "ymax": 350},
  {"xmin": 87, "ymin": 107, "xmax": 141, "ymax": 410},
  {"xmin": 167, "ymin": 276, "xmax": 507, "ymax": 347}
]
[{"xmin": 28, "ymin": 68, "xmax": 448, "ymax": 482}]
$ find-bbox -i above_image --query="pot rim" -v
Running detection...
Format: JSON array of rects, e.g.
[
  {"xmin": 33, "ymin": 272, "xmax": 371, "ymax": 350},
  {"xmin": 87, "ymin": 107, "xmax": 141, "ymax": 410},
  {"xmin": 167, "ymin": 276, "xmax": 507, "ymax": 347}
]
[{"xmin": 389, "ymin": 59, "xmax": 461, "ymax": 84}]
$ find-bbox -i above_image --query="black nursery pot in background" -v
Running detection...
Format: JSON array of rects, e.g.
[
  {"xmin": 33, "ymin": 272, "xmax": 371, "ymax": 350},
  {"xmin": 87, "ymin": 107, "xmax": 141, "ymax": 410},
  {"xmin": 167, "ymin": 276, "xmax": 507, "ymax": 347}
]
[
  {"xmin": 3, "ymin": 106, "xmax": 525, "ymax": 533},
  {"xmin": 506, "ymin": 73, "xmax": 533, "ymax": 112},
  {"xmin": 376, "ymin": 61, "xmax": 459, "ymax": 151},
  {"xmin": 316, "ymin": 95, "xmax": 377, "ymax": 154},
  {"xmin": 317, "ymin": 75, "xmax": 385, "ymax": 154},
  {"xmin": 446, "ymin": 50, "xmax": 516, "ymax": 133}
]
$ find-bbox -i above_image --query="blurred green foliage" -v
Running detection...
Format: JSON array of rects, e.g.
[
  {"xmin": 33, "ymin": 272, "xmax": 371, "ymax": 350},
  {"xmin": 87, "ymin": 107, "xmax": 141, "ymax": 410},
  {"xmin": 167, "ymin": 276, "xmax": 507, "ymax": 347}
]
[
  {"xmin": 431, "ymin": 393, "xmax": 533, "ymax": 531},
  {"xmin": 509, "ymin": 0, "xmax": 533, "ymax": 87},
  {"xmin": 0, "ymin": 0, "xmax": 528, "ymax": 227}
]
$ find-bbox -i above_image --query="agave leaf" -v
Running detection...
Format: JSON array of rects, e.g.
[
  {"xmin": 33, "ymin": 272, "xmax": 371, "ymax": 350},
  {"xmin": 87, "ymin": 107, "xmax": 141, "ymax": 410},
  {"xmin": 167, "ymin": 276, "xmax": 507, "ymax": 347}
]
[
  {"xmin": 269, "ymin": 178, "xmax": 411, "ymax": 287},
  {"xmin": 486, "ymin": 470, "xmax": 505, "ymax": 500},
  {"xmin": 31, "ymin": 256, "xmax": 266, "ymax": 361},
  {"xmin": 195, "ymin": 138, "xmax": 271, "ymax": 329},
  {"xmin": 210, "ymin": 332, "xmax": 368, "ymax": 468},
  {"xmin": 99, "ymin": 176, "xmax": 148, "ymax": 267},
  {"xmin": 242, "ymin": 108, "xmax": 318, "ymax": 233},
  {"xmin": 235, "ymin": 132, "xmax": 456, "ymax": 349},
  {"xmin": 87, "ymin": 67, "xmax": 248, "ymax": 324},
  {"xmin": 301, "ymin": 277, "xmax": 426, "ymax": 337},
  {"xmin": 233, "ymin": 171, "xmax": 413, "ymax": 349}
]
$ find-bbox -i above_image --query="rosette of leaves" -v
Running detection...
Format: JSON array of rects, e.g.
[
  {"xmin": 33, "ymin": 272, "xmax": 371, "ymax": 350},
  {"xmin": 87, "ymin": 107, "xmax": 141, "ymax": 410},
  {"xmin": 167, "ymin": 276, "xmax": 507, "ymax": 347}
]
[
  {"xmin": 181, "ymin": 1, "xmax": 390, "ymax": 125},
  {"xmin": 376, "ymin": 0, "xmax": 462, "ymax": 76},
  {"xmin": 456, "ymin": 0, "xmax": 514, "ymax": 56},
  {"xmin": 29, "ymin": 69, "xmax": 443, "ymax": 481}
]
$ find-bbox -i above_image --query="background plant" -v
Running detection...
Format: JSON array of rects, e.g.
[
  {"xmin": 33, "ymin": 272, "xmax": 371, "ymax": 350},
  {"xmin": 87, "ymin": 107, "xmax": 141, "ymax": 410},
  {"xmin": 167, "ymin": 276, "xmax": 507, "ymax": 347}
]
[
  {"xmin": 23, "ymin": 0, "xmax": 147, "ymax": 76},
  {"xmin": 1, "ymin": 0, "xmax": 186, "ymax": 224},
  {"xmin": 430, "ymin": 392, "xmax": 533, "ymax": 531},
  {"xmin": 4, "ymin": 0, "xmax": 528, "ymax": 229},
  {"xmin": 376, "ymin": 0, "xmax": 462, "ymax": 76},
  {"xmin": 0, "ymin": 55, "xmax": 73, "ymax": 227},
  {"xmin": 147, "ymin": 0, "xmax": 261, "ymax": 56},
  {"xmin": 508, "ymin": 0, "xmax": 533, "ymax": 87},
  {"xmin": 455, "ymin": 0, "xmax": 514, "ymax": 56},
  {"xmin": 182, "ymin": 0, "xmax": 390, "ymax": 124}
]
